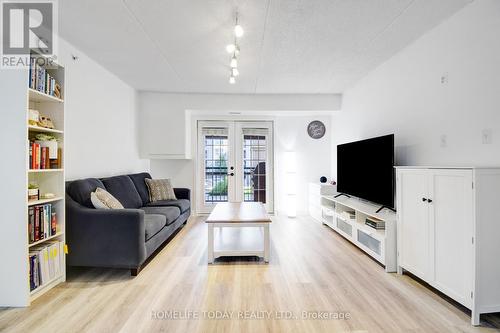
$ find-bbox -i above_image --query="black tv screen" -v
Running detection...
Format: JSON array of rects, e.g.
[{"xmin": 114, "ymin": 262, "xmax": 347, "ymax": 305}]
[{"xmin": 337, "ymin": 134, "xmax": 395, "ymax": 208}]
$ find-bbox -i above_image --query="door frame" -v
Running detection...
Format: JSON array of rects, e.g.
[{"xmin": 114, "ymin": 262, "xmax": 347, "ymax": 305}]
[{"xmin": 195, "ymin": 120, "xmax": 274, "ymax": 214}]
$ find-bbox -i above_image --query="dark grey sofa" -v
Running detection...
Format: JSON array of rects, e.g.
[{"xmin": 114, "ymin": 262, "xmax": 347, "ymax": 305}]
[{"xmin": 65, "ymin": 172, "xmax": 190, "ymax": 275}]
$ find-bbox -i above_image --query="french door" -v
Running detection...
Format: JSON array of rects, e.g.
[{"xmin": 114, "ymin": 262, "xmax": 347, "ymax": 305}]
[{"xmin": 197, "ymin": 121, "xmax": 274, "ymax": 214}]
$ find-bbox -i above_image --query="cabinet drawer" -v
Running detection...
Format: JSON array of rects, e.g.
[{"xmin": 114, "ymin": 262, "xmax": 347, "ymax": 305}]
[
  {"xmin": 336, "ymin": 218, "xmax": 352, "ymax": 236},
  {"xmin": 357, "ymin": 230, "xmax": 381, "ymax": 255}
]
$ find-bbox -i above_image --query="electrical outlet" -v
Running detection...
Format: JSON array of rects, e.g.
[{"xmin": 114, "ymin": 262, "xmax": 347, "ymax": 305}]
[
  {"xmin": 440, "ymin": 134, "xmax": 448, "ymax": 148},
  {"xmin": 482, "ymin": 129, "xmax": 493, "ymax": 144}
]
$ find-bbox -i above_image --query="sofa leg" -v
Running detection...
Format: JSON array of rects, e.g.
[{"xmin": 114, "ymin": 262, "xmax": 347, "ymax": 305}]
[{"xmin": 130, "ymin": 267, "xmax": 141, "ymax": 276}]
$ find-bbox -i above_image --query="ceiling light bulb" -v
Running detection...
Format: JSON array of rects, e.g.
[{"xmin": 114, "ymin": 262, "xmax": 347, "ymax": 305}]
[
  {"xmin": 234, "ymin": 24, "xmax": 244, "ymax": 38},
  {"xmin": 226, "ymin": 44, "xmax": 235, "ymax": 53},
  {"xmin": 230, "ymin": 56, "xmax": 237, "ymax": 68},
  {"xmin": 232, "ymin": 68, "xmax": 239, "ymax": 76},
  {"xmin": 229, "ymin": 76, "xmax": 236, "ymax": 84}
]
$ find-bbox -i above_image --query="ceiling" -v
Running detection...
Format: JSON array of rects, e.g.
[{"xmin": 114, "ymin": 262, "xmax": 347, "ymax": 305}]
[{"xmin": 59, "ymin": 0, "xmax": 472, "ymax": 94}]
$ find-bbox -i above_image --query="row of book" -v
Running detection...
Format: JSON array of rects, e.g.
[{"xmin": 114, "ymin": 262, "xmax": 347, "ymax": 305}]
[
  {"xmin": 29, "ymin": 142, "xmax": 61, "ymax": 169},
  {"xmin": 29, "ymin": 57, "xmax": 58, "ymax": 97},
  {"xmin": 29, "ymin": 241, "xmax": 64, "ymax": 292},
  {"xmin": 28, "ymin": 204, "xmax": 57, "ymax": 244}
]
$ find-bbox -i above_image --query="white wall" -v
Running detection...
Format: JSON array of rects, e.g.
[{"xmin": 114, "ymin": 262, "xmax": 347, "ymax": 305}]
[
  {"xmin": 58, "ymin": 39, "xmax": 149, "ymax": 179},
  {"xmin": 274, "ymin": 116, "xmax": 332, "ymax": 215},
  {"xmin": 331, "ymin": 0, "xmax": 500, "ymax": 176},
  {"xmin": 138, "ymin": 92, "xmax": 341, "ymax": 159},
  {"xmin": 139, "ymin": 92, "xmax": 339, "ymax": 215},
  {"xmin": 150, "ymin": 115, "xmax": 332, "ymax": 215}
]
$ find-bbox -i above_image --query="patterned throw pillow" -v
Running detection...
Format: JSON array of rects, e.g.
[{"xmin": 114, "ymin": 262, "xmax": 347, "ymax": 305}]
[
  {"xmin": 145, "ymin": 178, "xmax": 177, "ymax": 202},
  {"xmin": 90, "ymin": 188, "xmax": 124, "ymax": 209}
]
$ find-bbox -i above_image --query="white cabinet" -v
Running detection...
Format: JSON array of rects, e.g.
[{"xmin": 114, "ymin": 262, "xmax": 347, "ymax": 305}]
[
  {"xmin": 317, "ymin": 193, "xmax": 397, "ymax": 273},
  {"xmin": 308, "ymin": 183, "xmax": 336, "ymax": 222},
  {"xmin": 398, "ymin": 170, "xmax": 431, "ymax": 280},
  {"xmin": 431, "ymin": 170, "xmax": 473, "ymax": 307},
  {"xmin": 396, "ymin": 167, "xmax": 500, "ymax": 326}
]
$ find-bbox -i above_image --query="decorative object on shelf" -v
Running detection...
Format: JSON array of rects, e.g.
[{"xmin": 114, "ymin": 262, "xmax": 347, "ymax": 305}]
[
  {"xmin": 53, "ymin": 83, "xmax": 61, "ymax": 98},
  {"xmin": 365, "ymin": 216, "xmax": 385, "ymax": 230},
  {"xmin": 28, "ymin": 183, "xmax": 39, "ymax": 201},
  {"xmin": 49, "ymin": 148, "xmax": 62, "ymax": 169},
  {"xmin": 226, "ymin": 12, "xmax": 244, "ymax": 84},
  {"xmin": 34, "ymin": 133, "xmax": 58, "ymax": 159},
  {"xmin": 330, "ymin": 180, "xmax": 337, "ymax": 186},
  {"xmin": 307, "ymin": 120, "xmax": 326, "ymax": 139},
  {"xmin": 40, "ymin": 192, "xmax": 56, "ymax": 199},
  {"xmin": 28, "ymin": 109, "xmax": 40, "ymax": 126},
  {"xmin": 342, "ymin": 210, "xmax": 356, "ymax": 221},
  {"xmin": 38, "ymin": 116, "xmax": 55, "ymax": 129},
  {"xmin": 320, "ymin": 176, "xmax": 327, "ymax": 183}
]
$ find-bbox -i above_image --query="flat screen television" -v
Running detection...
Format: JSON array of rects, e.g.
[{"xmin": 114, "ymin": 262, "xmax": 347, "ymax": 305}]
[{"xmin": 337, "ymin": 134, "xmax": 395, "ymax": 209}]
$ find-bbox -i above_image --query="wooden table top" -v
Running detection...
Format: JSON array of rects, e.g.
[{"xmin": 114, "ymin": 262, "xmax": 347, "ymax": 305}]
[{"xmin": 205, "ymin": 202, "xmax": 272, "ymax": 223}]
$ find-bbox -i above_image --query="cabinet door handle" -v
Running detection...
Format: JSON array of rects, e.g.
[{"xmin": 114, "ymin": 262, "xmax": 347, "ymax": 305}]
[
  {"xmin": 427, "ymin": 199, "xmax": 433, "ymax": 203},
  {"xmin": 227, "ymin": 173, "xmax": 234, "ymax": 176},
  {"xmin": 422, "ymin": 198, "xmax": 428, "ymax": 202}
]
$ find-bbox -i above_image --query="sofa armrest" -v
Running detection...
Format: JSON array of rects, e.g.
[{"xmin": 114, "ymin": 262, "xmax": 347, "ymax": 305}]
[
  {"xmin": 66, "ymin": 196, "xmax": 146, "ymax": 268},
  {"xmin": 174, "ymin": 188, "xmax": 191, "ymax": 201}
]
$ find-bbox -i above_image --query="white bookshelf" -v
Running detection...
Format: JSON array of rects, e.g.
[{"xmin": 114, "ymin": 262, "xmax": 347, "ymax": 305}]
[{"xmin": 0, "ymin": 51, "xmax": 66, "ymax": 306}]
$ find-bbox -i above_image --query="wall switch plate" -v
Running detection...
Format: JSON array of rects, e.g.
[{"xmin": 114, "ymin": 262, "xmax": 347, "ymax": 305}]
[
  {"xmin": 482, "ymin": 129, "xmax": 493, "ymax": 144},
  {"xmin": 440, "ymin": 134, "xmax": 447, "ymax": 147}
]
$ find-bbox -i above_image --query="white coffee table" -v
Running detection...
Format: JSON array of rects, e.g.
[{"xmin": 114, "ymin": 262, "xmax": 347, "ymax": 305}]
[{"xmin": 206, "ymin": 202, "xmax": 271, "ymax": 264}]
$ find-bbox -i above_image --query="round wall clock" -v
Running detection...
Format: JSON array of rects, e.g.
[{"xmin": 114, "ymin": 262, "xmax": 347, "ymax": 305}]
[{"xmin": 307, "ymin": 120, "xmax": 326, "ymax": 139}]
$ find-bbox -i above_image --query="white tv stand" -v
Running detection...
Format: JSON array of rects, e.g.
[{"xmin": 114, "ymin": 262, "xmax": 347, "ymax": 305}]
[{"xmin": 320, "ymin": 194, "xmax": 397, "ymax": 272}]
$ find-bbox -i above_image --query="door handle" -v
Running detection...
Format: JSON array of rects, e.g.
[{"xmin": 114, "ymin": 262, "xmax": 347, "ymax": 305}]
[
  {"xmin": 422, "ymin": 198, "xmax": 428, "ymax": 202},
  {"xmin": 427, "ymin": 199, "xmax": 433, "ymax": 203},
  {"xmin": 227, "ymin": 173, "xmax": 234, "ymax": 176}
]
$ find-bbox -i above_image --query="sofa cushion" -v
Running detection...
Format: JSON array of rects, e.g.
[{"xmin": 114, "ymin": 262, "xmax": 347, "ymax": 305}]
[
  {"xmin": 67, "ymin": 178, "xmax": 106, "ymax": 208},
  {"xmin": 128, "ymin": 172, "xmax": 152, "ymax": 205},
  {"xmin": 144, "ymin": 214, "xmax": 167, "ymax": 241},
  {"xmin": 145, "ymin": 199, "xmax": 190, "ymax": 213},
  {"xmin": 101, "ymin": 175, "xmax": 143, "ymax": 209},
  {"xmin": 145, "ymin": 178, "xmax": 177, "ymax": 202},
  {"xmin": 91, "ymin": 188, "xmax": 124, "ymax": 209},
  {"xmin": 140, "ymin": 206, "xmax": 180, "ymax": 226}
]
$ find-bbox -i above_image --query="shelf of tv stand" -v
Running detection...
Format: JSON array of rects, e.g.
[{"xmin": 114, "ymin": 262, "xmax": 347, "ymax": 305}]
[
  {"xmin": 322, "ymin": 195, "xmax": 395, "ymax": 221},
  {"xmin": 320, "ymin": 194, "xmax": 397, "ymax": 272}
]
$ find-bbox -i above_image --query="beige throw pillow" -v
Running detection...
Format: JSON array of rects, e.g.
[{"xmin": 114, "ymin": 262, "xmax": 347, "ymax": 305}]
[
  {"xmin": 91, "ymin": 188, "xmax": 124, "ymax": 209},
  {"xmin": 145, "ymin": 178, "xmax": 177, "ymax": 202}
]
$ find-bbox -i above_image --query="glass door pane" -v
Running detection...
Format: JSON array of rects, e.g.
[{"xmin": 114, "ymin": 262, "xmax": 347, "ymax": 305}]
[
  {"xmin": 237, "ymin": 123, "xmax": 273, "ymax": 213},
  {"xmin": 197, "ymin": 121, "xmax": 272, "ymax": 214},
  {"xmin": 243, "ymin": 134, "xmax": 267, "ymax": 203},
  {"xmin": 201, "ymin": 126, "xmax": 232, "ymax": 210}
]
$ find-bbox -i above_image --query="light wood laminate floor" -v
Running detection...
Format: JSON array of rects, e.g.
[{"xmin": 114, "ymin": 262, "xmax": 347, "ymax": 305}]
[{"xmin": 1, "ymin": 215, "xmax": 499, "ymax": 333}]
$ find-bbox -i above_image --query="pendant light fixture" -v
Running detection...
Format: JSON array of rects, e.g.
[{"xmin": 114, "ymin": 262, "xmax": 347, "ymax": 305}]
[
  {"xmin": 226, "ymin": 12, "xmax": 243, "ymax": 84},
  {"xmin": 230, "ymin": 55, "xmax": 238, "ymax": 68},
  {"xmin": 234, "ymin": 14, "xmax": 244, "ymax": 38}
]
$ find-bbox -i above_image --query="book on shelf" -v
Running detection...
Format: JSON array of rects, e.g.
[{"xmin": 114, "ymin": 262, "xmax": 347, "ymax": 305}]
[
  {"xmin": 28, "ymin": 203, "xmax": 57, "ymax": 244},
  {"xmin": 29, "ymin": 240, "xmax": 64, "ymax": 292},
  {"xmin": 29, "ymin": 142, "xmax": 61, "ymax": 170},
  {"xmin": 28, "ymin": 56, "xmax": 60, "ymax": 98}
]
